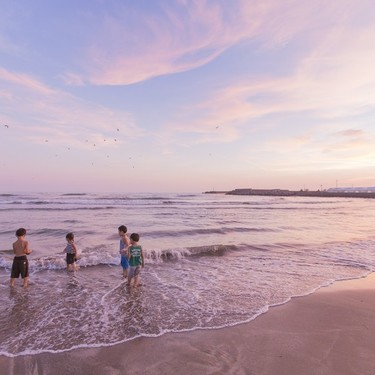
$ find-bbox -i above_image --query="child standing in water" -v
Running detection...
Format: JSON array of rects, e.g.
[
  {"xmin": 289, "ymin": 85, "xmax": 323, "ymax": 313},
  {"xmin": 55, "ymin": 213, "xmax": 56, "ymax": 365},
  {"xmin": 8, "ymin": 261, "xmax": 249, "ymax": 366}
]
[
  {"xmin": 127, "ymin": 233, "xmax": 144, "ymax": 287},
  {"xmin": 118, "ymin": 225, "xmax": 130, "ymax": 278},
  {"xmin": 10, "ymin": 228, "xmax": 32, "ymax": 288},
  {"xmin": 64, "ymin": 232, "xmax": 79, "ymax": 271}
]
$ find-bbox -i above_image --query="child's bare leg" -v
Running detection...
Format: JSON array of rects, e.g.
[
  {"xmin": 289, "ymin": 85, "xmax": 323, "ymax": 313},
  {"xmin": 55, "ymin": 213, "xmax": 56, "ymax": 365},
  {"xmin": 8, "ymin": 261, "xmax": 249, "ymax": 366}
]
[
  {"xmin": 10, "ymin": 278, "xmax": 15, "ymax": 287},
  {"xmin": 127, "ymin": 277, "xmax": 132, "ymax": 286},
  {"xmin": 23, "ymin": 277, "xmax": 29, "ymax": 288},
  {"xmin": 123, "ymin": 268, "xmax": 128, "ymax": 278},
  {"xmin": 134, "ymin": 275, "xmax": 139, "ymax": 287}
]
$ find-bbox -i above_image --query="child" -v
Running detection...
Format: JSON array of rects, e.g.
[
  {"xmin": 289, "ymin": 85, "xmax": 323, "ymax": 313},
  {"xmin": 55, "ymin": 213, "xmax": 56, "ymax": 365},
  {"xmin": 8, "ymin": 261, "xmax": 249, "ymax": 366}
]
[
  {"xmin": 10, "ymin": 228, "xmax": 32, "ymax": 288},
  {"xmin": 118, "ymin": 225, "xmax": 130, "ymax": 278},
  {"xmin": 64, "ymin": 232, "xmax": 78, "ymax": 271},
  {"xmin": 127, "ymin": 233, "xmax": 144, "ymax": 287}
]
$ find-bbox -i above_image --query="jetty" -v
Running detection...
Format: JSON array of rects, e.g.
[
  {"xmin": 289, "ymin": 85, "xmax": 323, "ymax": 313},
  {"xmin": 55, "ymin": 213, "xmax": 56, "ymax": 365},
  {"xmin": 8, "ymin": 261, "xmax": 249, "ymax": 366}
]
[{"xmin": 204, "ymin": 188, "xmax": 375, "ymax": 199}]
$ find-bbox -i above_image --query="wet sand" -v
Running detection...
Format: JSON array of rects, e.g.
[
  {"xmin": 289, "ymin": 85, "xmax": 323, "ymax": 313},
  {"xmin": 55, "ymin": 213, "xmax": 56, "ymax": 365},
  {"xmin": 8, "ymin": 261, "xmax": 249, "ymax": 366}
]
[{"xmin": 2, "ymin": 274, "xmax": 375, "ymax": 375}]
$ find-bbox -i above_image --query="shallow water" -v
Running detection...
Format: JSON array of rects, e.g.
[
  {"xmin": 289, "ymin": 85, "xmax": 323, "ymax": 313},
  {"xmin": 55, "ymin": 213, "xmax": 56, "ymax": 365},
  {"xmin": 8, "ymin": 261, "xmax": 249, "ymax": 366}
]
[{"xmin": 1, "ymin": 192, "xmax": 375, "ymax": 356}]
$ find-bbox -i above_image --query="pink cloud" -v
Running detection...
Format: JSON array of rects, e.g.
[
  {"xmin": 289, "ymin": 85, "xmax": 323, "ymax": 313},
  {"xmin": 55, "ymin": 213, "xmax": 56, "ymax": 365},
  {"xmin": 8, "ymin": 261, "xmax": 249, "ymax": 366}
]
[
  {"xmin": 334, "ymin": 129, "xmax": 365, "ymax": 138},
  {"xmin": 70, "ymin": 0, "xmax": 319, "ymax": 86},
  {"xmin": 0, "ymin": 67, "xmax": 141, "ymax": 148},
  {"xmin": 0, "ymin": 67, "xmax": 54, "ymax": 95},
  {"xmin": 75, "ymin": 0, "xmax": 369, "ymax": 87}
]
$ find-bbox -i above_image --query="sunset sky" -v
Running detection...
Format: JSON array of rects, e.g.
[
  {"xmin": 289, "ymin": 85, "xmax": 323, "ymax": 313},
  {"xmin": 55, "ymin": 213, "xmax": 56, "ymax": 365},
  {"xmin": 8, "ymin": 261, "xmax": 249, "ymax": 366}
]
[{"xmin": 1, "ymin": 0, "xmax": 374, "ymax": 193}]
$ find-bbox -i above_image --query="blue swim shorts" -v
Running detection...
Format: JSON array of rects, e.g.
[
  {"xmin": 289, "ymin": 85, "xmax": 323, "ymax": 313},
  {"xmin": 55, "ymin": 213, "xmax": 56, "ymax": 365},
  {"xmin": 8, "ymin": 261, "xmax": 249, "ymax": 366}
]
[{"xmin": 120, "ymin": 254, "xmax": 129, "ymax": 269}]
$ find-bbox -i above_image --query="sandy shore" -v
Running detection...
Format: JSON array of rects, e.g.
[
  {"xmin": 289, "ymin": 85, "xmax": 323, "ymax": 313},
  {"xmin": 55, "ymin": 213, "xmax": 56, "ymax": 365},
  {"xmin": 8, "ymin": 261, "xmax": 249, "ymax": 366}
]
[{"xmin": 2, "ymin": 274, "xmax": 375, "ymax": 375}]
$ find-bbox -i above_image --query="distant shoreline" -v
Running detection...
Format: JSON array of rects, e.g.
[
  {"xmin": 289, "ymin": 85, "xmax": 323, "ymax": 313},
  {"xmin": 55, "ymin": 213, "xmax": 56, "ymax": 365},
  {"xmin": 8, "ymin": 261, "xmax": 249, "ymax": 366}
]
[{"xmin": 204, "ymin": 188, "xmax": 375, "ymax": 199}]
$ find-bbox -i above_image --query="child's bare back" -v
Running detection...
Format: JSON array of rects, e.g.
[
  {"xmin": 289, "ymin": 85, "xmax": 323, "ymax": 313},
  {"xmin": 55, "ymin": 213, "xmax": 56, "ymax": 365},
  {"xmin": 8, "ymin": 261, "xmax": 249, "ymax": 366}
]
[
  {"xmin": 13, "ymin": 238, "xmax": 31, "ymax": 256},
  {"xmin": 10, "ymin": 228, "xmax": 32, "ymax": 288}
]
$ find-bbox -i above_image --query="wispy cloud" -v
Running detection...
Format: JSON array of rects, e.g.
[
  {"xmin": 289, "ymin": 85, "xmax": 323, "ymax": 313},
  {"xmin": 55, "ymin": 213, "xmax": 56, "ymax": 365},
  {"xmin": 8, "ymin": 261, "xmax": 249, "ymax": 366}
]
[
  {"xmin": 334, "ymin": 129, "xmax": 365, "ymax": 138},
  {"xmin": 156, "ymin": 1, "xmax": 375, "ymax": 149},
  {"xmin": 65, "ymin": 0, "xmax": 370, "ymax": 88},
  {"xmin": 266, "ymin": 135, "xmax": 312, "ymax": 151},
  {"xmin": 68, "ymin": 1, "xmax": 241, "ymax": 85},
  {"xmin": 65, "ymin": 0, "xmax": 308, "ymax": 86},
  {"xmin": 0, "ymin": 67, "xmax": 141, "ymax": 148},
  {"xmin": 323, "ymin": 128, "xmax": 374, "ymax": 159},
  {"xmin": 0, "ymin": 67, "xmax": 54, "ymax": 95}
]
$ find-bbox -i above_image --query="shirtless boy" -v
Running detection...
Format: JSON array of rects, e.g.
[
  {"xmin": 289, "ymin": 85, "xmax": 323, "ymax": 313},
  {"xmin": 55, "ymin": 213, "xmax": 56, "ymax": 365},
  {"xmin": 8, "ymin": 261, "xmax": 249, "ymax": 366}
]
[{"xmin": 10, "ymin": 228, "xmax": 32, "ymax": 287}]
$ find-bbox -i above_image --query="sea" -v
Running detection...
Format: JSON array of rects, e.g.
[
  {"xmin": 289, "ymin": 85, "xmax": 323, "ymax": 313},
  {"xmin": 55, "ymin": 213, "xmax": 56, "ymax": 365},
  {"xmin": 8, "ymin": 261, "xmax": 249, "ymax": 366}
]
[{"xmin": 1, "ymin": 192, "xmax": 375, "ymax": 357}]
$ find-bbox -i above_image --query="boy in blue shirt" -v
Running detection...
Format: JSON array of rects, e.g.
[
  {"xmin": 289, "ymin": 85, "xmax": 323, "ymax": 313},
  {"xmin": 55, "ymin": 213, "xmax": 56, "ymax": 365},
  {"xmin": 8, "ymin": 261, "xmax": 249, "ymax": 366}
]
[{"xmin": 118, "ymin": 225, "xmax": 130, "ymax": 278}]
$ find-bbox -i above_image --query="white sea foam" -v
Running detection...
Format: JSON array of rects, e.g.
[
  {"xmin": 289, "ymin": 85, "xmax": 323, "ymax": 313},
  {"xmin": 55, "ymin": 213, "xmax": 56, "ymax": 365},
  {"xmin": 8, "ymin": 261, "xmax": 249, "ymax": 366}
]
[{"xmin": 0, "ymin": 244, "xmax": 235, "ymax": 272}]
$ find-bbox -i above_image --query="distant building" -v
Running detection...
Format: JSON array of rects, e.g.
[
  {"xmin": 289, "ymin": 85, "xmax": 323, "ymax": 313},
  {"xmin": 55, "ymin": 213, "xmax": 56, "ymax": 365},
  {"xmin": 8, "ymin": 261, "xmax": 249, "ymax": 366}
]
[
  {"xmin": 225, "ymin": 187, "xmax": 375, "ymax": 199},
  {"xmin": 327, "ymin": 187, "xmax": 375, "ymax": 193},
  {"xmin": 227, "ymin": 188, "xmax": 293, "ymax": 196}
]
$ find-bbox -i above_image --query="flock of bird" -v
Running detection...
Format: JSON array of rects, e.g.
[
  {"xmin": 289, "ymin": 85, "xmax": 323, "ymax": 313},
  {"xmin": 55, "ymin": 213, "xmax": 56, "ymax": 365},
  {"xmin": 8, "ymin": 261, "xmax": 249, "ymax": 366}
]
[
  {"xmin": 2, "ymin": 122, "xmax": 222, "ymax": 168},
  {"xmin": 2, "ymin": 122, "xmax": 136, "ymax": 169}
]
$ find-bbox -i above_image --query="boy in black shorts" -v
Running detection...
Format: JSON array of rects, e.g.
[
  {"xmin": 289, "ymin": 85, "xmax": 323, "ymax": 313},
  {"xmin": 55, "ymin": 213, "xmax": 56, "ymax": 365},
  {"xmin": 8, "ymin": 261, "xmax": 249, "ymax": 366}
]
[
  {"xmin": 64, "ymin": 232, "xmax": 79, "ymax": 271},
  {"xmin": 10, "ymin": 228, "xmax": 32, "ymax": 287}
]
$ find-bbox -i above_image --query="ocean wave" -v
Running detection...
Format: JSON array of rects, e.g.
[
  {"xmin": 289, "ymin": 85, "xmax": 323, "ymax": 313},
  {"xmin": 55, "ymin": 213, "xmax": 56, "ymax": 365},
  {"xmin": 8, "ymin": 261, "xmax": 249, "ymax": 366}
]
[
  {"xmin": 61, "ymin": 193, "xmax": 88, "ymax": 196},
  {"xmin": 144, "ymin": 226, "xmax": 277, "ymax": 238},
  {"xmin": 0, "ymin": 206, "xmax": 117, "ymax": 212},
  {"xmin": 94, "ymin": 196, "xmax": 172, "ymax": 201},
  {"xmin": 0, "ymin": 249, "xmax": 13, "ymax": 254},
  {"xmin": 0, "ymin": 244, "xmax": 238, "ymax": 272},
  {"xmin": 31, "ymin": 228, "xmax": 74, "ymax": 237},
  {"xmin": 0, "ymin": 253, "xmax": 120, "ymax": 272},
  {"xmin": 147, "ymin": 244, "xmax": 238, "ymax": 262}
]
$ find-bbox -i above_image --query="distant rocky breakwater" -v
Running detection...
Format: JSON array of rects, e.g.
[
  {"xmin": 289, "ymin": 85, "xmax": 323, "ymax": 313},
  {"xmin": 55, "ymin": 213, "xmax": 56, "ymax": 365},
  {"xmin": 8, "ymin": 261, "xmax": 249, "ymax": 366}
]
[{"xmin": 204, "ymin": 188, "xmax": 375, "ymax": 199}]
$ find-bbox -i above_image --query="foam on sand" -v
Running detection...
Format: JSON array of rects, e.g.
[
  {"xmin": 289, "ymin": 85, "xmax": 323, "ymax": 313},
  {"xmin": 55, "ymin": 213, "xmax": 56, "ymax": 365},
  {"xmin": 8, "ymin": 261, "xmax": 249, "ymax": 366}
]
[{"xmin": 2, "ymin": 273, "xmax": 375, "ymax": 374}]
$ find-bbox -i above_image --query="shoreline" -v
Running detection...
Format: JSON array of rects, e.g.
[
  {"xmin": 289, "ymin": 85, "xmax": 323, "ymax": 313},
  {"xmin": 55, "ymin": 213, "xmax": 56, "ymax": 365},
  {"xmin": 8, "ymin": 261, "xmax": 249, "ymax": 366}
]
[{"xmin": 2, "ymin": 274, "xmax": 375, "ymax": 374}]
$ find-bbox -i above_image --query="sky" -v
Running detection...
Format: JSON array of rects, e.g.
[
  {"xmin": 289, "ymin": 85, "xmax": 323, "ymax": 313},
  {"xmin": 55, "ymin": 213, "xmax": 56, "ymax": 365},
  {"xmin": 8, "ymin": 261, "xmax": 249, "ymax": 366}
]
[{"xmin": 1, "ymin": 0, "xmax": 375, "ymax": 193}]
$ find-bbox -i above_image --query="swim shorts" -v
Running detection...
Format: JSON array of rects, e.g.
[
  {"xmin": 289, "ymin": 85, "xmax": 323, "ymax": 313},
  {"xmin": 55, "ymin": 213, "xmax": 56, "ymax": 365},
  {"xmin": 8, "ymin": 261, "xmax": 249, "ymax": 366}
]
[
  {"xmin": 11, "ymin": 256, "xmax": 29, "ymax": 279},
  {"xmin": 120, "ymin": 254, "xmax": 129, "ymax": 269},
  {"xmin": 128, "ymin": 266, "xmax": 141, "ymax": 279},
  {"xmin": 66, "ymin": 253, "xmax": 76, "ymax": 265}
]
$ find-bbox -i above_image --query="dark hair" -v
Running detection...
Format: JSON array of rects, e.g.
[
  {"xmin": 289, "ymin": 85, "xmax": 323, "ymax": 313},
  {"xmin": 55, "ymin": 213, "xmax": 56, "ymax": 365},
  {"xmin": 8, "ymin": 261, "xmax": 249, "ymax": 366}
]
[
  {"xmin": 16, "ymin": 228, "xmax": 26, "ymax": 237},
  {"xmin": 118, "ymin": 225, "xmax": 127, "ymax": 233},
  {"xmin": 66, "ymin": 232, "xmax": 74, "ymax": 241},
  {"xmin": 130, "ymin": 233, "xmax": 140, "ymax": 242}
]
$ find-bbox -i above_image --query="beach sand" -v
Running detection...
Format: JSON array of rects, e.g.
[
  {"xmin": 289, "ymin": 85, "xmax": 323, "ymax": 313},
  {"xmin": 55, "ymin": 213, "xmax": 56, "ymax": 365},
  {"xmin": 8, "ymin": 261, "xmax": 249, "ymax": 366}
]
[{"xmin": 2, "ymin": 274, "xmax": 375, "ymax": 375}]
